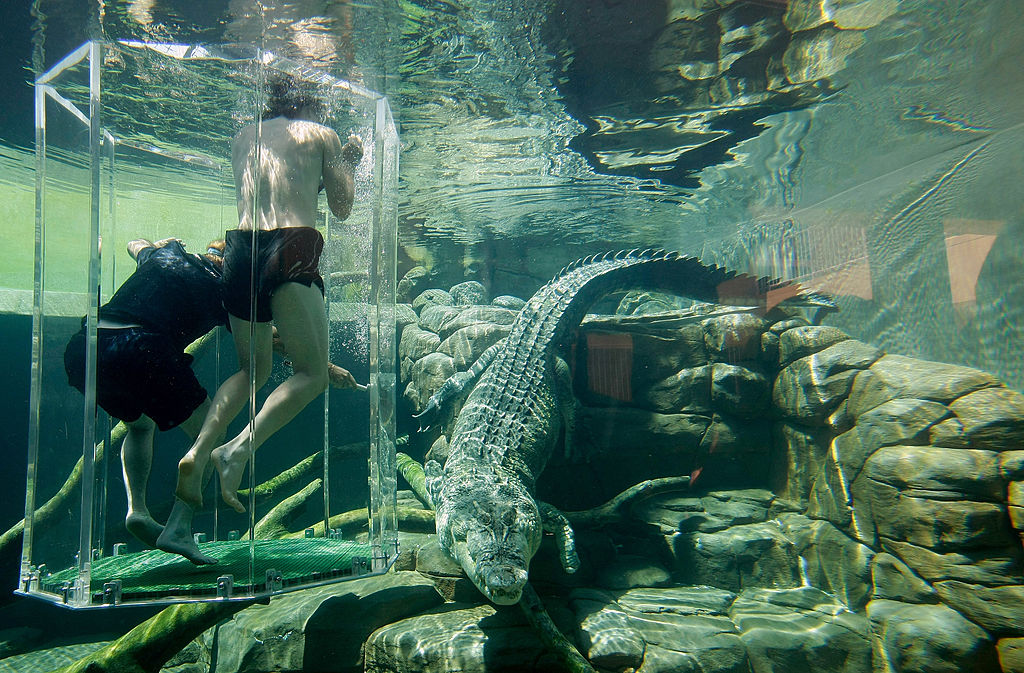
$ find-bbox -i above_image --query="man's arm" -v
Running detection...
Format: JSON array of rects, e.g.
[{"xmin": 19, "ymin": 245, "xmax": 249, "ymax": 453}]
[{"xmin": 322, "ymin": 131, "xmax": 362, "ymax": 221}]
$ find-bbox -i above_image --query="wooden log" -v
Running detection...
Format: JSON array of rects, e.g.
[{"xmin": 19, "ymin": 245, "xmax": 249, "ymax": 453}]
[
  {"xmin": 50, "ymin": 599, "xmax": 257, "ymax": 673},
  {"xmin": 251, "ymin": 479, "xmax": 323, "ymax": 540}
]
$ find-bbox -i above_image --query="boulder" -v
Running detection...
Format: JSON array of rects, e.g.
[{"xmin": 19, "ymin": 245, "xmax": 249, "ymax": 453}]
[
  {"xmin": 711, "ymin": 363, "xmax": 770, "ymax": 418},
  {"xmin": 411, "ymin": 288, "xmax": 453, "ymax": 314},
  {"xmin": 448, "ymin": 280, "xmax": 487, "ymax": 306},
  {"xmin": 364, "ymin": 602, "xmax": 559, "ymax": 673},
  {"xmin": 398, "ymin": 325, "xmax": 441, "ymax": 363},
  {"xmin": 490, "ymin": 294, "xmax": 525, "ymax": 310},
  {"xmin": 864, "ymin": 445, "xmax": 1004, "ymax": 501},
  {"xmin": 999, "ymin": 638, "xmax": 1024, "ymax": 673},
  {"xmin": 858, "ymin": 477, "xmax": 1012, "ymax": 551},
  {"xmin": 596, "ymin": 554, "xmax": 672, "ymax": 590},
  {"xmin": 204, "ymin": 573, "xmax": 444, "ymax": 673},
  {"xmin": 777, "ymin": 514, "xmax": 875, "ymax": 610},
  {"xmin": 402, "ymin": 352, "xmax": 455, "ymax": 414},
  {"xmin": 867, "ymin": 599, "xmax": 1000, "ymax": 673},
  {"xmin": 397, "ymin": 266, "xmax": 429, "ymax": 304},
  {"xmin": 637, "ymin": 364, "xmax": 713, "ymax": 414},
  {"xmin": 869, "ymin": 552, "xmax": 939, "ymax": 604},
  {"xmin": 730, "ymin": 587, "xmax": 872, "ymax": 673},
  {"xmin": 630, "ymin": 327, "xmax": 710, "ymax": 390},
  {"xmin": 777, "ymin": 325, "xmax": 850, "ymax": 369},
  {"xmin": 395, "ymin": 303, "xmax": 418, "ymax": 335},
  {"xmin": 436, "ymin": 306, "xmax": 518, "ymax": 340},
  {"xmin": 932, "ymin": 581, "xmax": 1024, "ymax": 636},
  {"xmin": 773, "ymin": 340, "xmax": 881, "ymax": 424},
  {"xmin": 635, "ymin": 488, "xmax": 773, "ymax": 535},
  {"xmin": 570, "ymin": 586, "xmax": 747, "ymax": 673},
  {"xmin": 806, "ymin": 451, "xmax": 855, "ymax": 531},
  {"xmin": 847, "ymin": 354, "xmax": 999, "ymax": 419},
  {"xmin": 782, "ymin": 25, "xmax": 866, "ymax": 84},
  {"xmin": 784, "ymin": 0, "xmax": 899, "ymax": 32},
  {"xmin": 947, "ymin": 387, "xmax": 1024, "ymax": 450},
  {"xmin": 416, "ymin": 304, "xmax": 460, "ymax": 334},
  {"xmin": 770, "ymin": 422, "xmax": 829, "ymax": 504},
  {"xmin": 702, "ymin": 313, "xmax": 767, "ymax": 363},
  {"xmin": 882, "ymin": 539, "xmax": 1023, "ymax": 587},
  {"xmin": 437, "ymin": 322, "xmax": 510, "ymax": 370},
  {"xmin": 673, "ymin": 522, "xmax": 801, "ymax": 591}
]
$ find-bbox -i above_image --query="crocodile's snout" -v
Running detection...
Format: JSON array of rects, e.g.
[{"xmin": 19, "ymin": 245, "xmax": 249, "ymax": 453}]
[{"xmin": 480, "ymin": 563, "xmax": 528, "ymax": 605}]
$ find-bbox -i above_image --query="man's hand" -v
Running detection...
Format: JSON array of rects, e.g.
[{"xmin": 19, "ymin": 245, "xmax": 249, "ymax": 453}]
[
  {"xmin": 340, "ymin": 135, "xmax": 363, "ymax": 168},
  {"xmin": 328, "ymin": 363, "xmax": 366, "ymax": 390}
]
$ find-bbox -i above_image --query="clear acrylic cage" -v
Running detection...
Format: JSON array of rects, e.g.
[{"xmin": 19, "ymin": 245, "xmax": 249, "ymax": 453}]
[{"xmin": 21, "ymin": 41, "xmax": 399, "ymax": 608}]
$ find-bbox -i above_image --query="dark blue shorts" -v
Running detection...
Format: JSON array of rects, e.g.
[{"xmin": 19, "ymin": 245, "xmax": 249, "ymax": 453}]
[{"xmin": 64, "ymin": 326, "xmax": 208, "ymax": 431}]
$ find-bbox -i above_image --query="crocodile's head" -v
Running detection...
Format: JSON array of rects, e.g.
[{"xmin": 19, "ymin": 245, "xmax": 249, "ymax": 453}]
[{"xmin": 425, "ymin": 460, "xmax": 542, "ymax": 605}]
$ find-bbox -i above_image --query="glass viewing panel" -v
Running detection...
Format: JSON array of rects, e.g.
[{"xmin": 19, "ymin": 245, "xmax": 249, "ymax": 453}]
[{"xmin": 21, "ymin": 40, "xmax": 398, "ymax": 608}]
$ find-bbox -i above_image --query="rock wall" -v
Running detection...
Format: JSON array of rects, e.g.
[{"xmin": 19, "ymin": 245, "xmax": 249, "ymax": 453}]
[{"xmin": 387, "ymin": 280, "xmax": 1024, "ymax": 673}]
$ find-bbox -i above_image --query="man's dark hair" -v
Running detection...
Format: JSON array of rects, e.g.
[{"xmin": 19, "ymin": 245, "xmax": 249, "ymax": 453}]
[{"xmin": 262, "ymin": 73, "xmax": 326, "ymax": 120}]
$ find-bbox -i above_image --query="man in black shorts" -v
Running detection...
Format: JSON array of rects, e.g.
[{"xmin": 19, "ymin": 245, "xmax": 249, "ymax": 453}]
[
  {"xmin": 65, "ymin": 237, "xmax": 227, "ymax": 565},
  {"xmin": 66, "ymin": 237, "xmax": 362, "ymax": 565},
  {"xmin": 174, "ymin": 74, "xmax": 363, "ymax": 517}
]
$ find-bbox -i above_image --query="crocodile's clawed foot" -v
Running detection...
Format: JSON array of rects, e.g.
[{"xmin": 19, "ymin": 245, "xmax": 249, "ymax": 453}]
[{"xmin": 412, "ymin": 402, "xmax": 440, "ymax": 433}]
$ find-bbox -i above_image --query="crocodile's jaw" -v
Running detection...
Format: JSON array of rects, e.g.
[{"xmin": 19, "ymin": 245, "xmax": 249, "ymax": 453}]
[
  {"xmin": 453, "ymin": 539, "xmax": 530, "ymax": 605},
  {"xmin": 434, "ymin": 473, "xmax": 542, "ymax": 605}
]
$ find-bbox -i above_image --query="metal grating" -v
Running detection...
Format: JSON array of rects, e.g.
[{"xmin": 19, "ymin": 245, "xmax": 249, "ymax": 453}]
[{"xmin": 41, "ymin": 538, "xmax": 375, "ymax": 604}]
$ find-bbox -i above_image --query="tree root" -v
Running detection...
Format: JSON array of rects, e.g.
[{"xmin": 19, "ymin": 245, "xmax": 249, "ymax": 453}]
[
  {"xmin": 0, "ymin": 427, "xmax": 116, "ymax": 559},
  {"xmin": 236, "ymin": 441, "xmax": 366, "ymax": 505},
  {"xmin": 251, "ymin": 479, "xmax": 323, "ymax": 540},
  {"xmin": 49, "ymin": 598, "xmax": 258, "ymax": 673},
  {"xmin": 281, "ymin": 506, "xmax": 437, "ymax": 538},
  {"xmin": 562, "ymin": 475, "xmax": 691, "ymax": 528},
  {"xmin": 518, "ymin": 583, "xmax": 597, "ymax": 673},
  {"xmin": 396, "ymin": 451, "xmax": 433, "ymax": 508}
]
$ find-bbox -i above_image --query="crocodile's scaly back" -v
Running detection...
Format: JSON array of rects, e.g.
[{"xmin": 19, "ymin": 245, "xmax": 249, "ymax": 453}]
[
  {"xmin": 448, "ymin": 249, "xmax": 820, "ymax": 484},
  {"xmin": 432, "ymin": 249, "xmax": 832, "ymax": 604}
]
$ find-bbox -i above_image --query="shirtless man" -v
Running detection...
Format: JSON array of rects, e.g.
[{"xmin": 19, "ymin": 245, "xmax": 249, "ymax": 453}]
[{"xmin": 172, "ymin": 74, "xmax": 363, "ymax": 517}]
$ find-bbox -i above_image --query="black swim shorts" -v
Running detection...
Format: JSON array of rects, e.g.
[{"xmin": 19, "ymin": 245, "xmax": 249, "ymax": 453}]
[
  {"xmin": 222, "ymin": 227, "xmax": 326, "ymax": 323},
  {"xmin": 64, "ymin": 325, "xmax": 208, "ymax": 431}
]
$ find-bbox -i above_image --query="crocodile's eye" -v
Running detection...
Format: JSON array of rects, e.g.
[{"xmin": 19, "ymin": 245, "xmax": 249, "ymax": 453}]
[
  {"xmin": 501, "ymin": 510, "xmax": 515, "ymax": 527},
  {"xmin": 478, "ymin": 511, "xmax": 493, "ymax": 526}
]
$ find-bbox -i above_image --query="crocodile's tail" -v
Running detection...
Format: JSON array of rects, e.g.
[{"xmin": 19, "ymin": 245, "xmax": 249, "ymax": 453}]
[{"xmin": 538, "ymin": 249, "xmax": 835, "ymax": 344}]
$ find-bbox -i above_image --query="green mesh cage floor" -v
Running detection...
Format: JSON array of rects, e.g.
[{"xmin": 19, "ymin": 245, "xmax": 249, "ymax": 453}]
[{"xmin": 40, "ymin": 538, "xmax": 375, "ymax": 605}]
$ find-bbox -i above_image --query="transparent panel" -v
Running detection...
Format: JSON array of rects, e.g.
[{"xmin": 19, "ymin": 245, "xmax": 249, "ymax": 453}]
[
  {"xmin": 23, "ymin": 45, "xmax": 96, "ymax": 607},
  {"xmin": 22, "ymin": 40, "xmax": 398, "ymax": 608}
]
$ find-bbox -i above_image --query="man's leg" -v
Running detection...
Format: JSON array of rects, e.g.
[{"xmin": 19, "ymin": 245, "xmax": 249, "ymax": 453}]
[
  {"xmin": 156, "ymin": 398, "xmax": 219, "ymax": 565},
  {"xmin": 213, "ymin": 282, "xmax": 329, "ymax": 512},
  {"xmin": 122, "ymin": 416, "xmax": 163, "ymax": 547},
  {"xmin": 175, "ymin": 318, "xmax": 273, "ymax": 509}
]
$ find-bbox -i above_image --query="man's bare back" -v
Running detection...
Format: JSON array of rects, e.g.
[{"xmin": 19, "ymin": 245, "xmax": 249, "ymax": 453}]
[{"xmin": 232, "ymin": 116, "xmax": 361, "ymax": 228}]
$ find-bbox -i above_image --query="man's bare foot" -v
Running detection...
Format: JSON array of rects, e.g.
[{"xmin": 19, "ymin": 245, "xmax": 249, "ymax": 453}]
[
  {"xmin": 175, "ymin": 450, "xmax": 207, "ymax": 510},
  {"xmin": 212, "ymin": 445, "xmax": 250, "ymax": 513},
  {"xmin": 125, "ymin": 512, "xmax": 163, "ymax": 548},
  {"xmin": 155, "ymin": 527, "xmax": 218, "ymax": 566}
]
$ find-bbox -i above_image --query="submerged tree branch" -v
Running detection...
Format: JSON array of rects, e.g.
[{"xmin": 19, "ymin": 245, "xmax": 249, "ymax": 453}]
[
  {"xmin": 1, "ymin": 332, "xmax": 219, "ymax": 559},
  {"xmin": 562, "ymin": 475, "xmax": 691, "ymax": 529},
  {"xmin": 251, "ymin": 478, "xmax": 323, "ymax": 540},
  {"xmin": 396, "ymin": 451, "xmax": 433, "ymax": 508},
  {"xmin": 519, "ymin": 583, "xmax": 598, "ymax": 673},
  {"xmin": 51, "ymin": 599, "xmax": 257, "ymax": 673}
]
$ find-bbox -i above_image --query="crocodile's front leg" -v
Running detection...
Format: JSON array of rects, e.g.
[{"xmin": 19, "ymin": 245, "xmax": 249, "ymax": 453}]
[
  {"xmin": 413, "ymin": 338, "xmax": 506, "ymax": 431},
  {"xmin": 539, "ymin": 501, "xmax": 580, "ymax": 574}
]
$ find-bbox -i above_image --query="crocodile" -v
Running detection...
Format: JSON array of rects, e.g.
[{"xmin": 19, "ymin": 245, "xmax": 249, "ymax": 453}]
[{"xmin": 422, "ymin": 249, "xmax": 835, "ymax": 604}]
